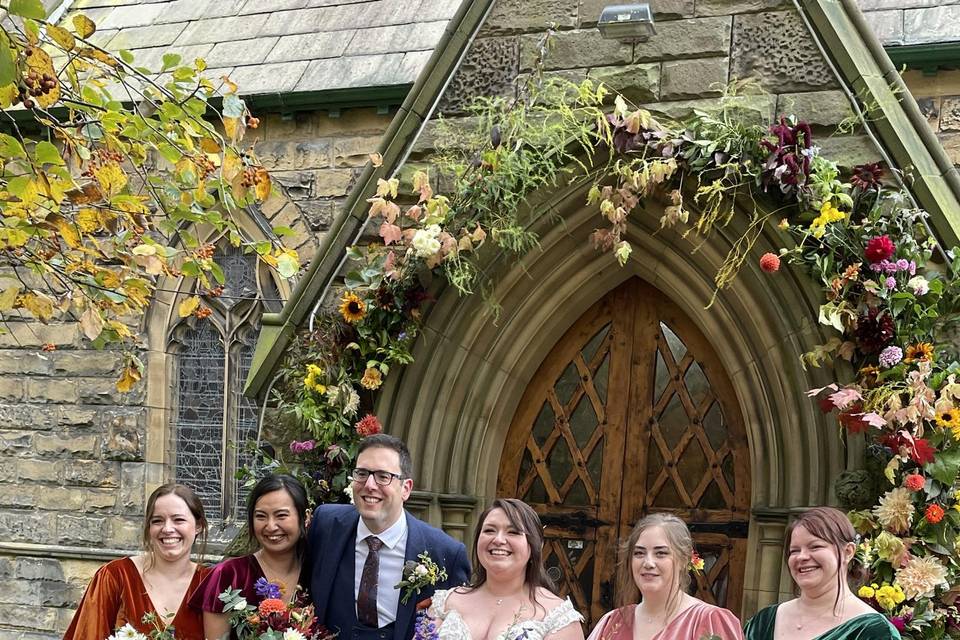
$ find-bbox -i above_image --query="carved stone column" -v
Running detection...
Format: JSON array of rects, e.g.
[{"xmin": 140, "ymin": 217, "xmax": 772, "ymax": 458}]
[{"xmin": 438, "ymin": 494, "xmax": 478, "ymax": 544}]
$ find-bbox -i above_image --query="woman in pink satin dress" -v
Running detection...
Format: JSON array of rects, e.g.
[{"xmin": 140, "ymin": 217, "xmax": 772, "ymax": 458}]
[{"xmin": 587, "ymin": 513, "xmax": 744, "ymax": 640}]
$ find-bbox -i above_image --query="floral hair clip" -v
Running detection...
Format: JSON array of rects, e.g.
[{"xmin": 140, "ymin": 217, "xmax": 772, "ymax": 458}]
[{"xmin": 690, "ymin": 551, "xmax": 705, "ymax": 575}]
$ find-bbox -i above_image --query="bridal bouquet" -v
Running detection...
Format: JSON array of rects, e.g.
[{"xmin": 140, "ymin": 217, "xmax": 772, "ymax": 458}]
[
  {"xmin": 105, "ymin": 613, "xmax": 175, "ymax": 640},
  {"xmin": 218, "ymin": 581, "xmax": 336, "ymax": 640}
]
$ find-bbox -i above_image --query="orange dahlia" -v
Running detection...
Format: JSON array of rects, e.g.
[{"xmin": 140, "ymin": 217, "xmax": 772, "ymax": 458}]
[
  {"xmin": 258, "ymin": 598, "xmax": 287, "ymax": 616},
  {"xmin": 925, "ymin": 504, "xmax": 945, "ymax": 524}
]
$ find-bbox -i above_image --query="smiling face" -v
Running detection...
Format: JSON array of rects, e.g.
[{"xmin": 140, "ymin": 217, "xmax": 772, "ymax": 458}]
[
  {"xmin": 148, "ymin": 494, "xmax": 199, "ymax": 563},
  {"xmin": 253, "ymin": 488, "xmax": 300, "ymax": 557},
  {"xmin": 476, "ymin": 507, "xmax": 531, "ymax": 578},
  {"xmin": 631, "ymin": 525, "xmax": 679, "ymax": 598},
  {"xmin": 787, "ymin": 524, "xmax": 850, "ymax": 595},
  {"xmin": 353, "ymin": 446, "xmax": 412, "ymax": 533}
]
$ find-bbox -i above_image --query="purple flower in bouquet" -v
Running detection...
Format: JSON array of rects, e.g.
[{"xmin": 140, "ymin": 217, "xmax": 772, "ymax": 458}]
[
  {"xmin": 254, "ymin": 577, "xmax": 282, "ymax": 600},
  {"xmin": 413, "ymin": 610, "xmax": 439, "ymax": 640},
  {"xmin": 289, "ymin": 439, "xmax": 316, "ymax": 454},
  {"xmin": 879, "ymin": 346, "xmax": 903, "ymax": 369},
  {"xmin": 885, "ymin": 276, "xmax": 896, "ymax": 290}
]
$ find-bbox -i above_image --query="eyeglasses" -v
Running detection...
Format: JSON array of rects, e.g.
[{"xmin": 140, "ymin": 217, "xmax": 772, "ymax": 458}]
[{"xmin": 350, "ymin": 468, "xmax": 403, "ymax": 485}]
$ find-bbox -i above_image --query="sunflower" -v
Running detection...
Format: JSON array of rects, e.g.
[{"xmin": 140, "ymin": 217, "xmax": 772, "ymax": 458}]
[
  {"xmin": 339, "ymin": 292, "xmax": 366, "ymax": 323},
  {"xmin": 935, "ymin": 407, "xmax": 960, "ymax": 431},
  {"xmin": 904, "ymin": 342, "xmax": 935, "ymax": 363}
]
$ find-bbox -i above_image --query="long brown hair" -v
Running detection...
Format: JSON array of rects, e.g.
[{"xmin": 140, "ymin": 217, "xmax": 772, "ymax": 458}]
[
  {"xmin": 466, "ymin": 498, "xmax": 557, "ymax": 613},
  {"xmin": 616, "ymin": 513, "xmax": 693, "ymax": 614},
  {"xmin": 141, "ymin": 483, "xmax": 208, "ymax": 571},
  {"xmin": 784, "ymin": 507, "xmax": 860, "ymax": 612}
]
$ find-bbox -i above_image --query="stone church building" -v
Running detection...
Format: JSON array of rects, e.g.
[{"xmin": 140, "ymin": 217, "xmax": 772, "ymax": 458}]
[{"xmin": 2, "ymin": 0, "xmax": 960, "ymax": 636}]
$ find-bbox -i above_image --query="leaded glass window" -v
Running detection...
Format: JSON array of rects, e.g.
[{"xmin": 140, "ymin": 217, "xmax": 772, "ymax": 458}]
[{"xmin": 170, "ymin": 245, "xmax": 280, "ymax": 523}]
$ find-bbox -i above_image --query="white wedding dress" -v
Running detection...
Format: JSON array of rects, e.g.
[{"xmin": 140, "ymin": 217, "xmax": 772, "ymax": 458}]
[{"xmin": 428, "ymin": 588, "xmax": 583, "ymax": 640}]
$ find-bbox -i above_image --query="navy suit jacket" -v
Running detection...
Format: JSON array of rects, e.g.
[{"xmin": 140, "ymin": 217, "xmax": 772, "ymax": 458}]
[{"xmin": 306, "ymin": 504, "xmax": 471, "ymax": 640}]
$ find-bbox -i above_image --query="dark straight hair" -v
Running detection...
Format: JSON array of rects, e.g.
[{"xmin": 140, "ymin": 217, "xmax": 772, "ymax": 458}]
[
  {"xmin": 247, "ymin": 474, "xmax": 310, "ymax": 561},
  {"xmin": 466, "ymin": 498, "xmax": 557, "ymax": 614},
  {"xmin": 784, "ymin": 507, "xmax": 862, "ymax": 614}
]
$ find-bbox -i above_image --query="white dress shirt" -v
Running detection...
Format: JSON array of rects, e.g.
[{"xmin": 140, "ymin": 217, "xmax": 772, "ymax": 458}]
[{"xmin": 354, "ymin": 513, "xmax": 408, "ymax": 627}]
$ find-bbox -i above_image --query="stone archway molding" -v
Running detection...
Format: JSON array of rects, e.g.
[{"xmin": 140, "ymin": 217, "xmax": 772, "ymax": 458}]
[{"xmin": 375, "ymin": 175, "xmax": 842, "ymax": 615}]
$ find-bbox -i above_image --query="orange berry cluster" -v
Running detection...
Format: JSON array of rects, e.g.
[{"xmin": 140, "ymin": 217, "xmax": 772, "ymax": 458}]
[
  {"xmin": 245, "ymin": 115, "xmax": 260, "ymax": 129},
  {"xmin": 193, "ymin": 306, "xmax": 212, "ymax": 319},
  {"xmin": 81, "ymin": 148, "xmax": 125, "ymax": 177},
  {"xmin": 205, "ymin": 285, "xmax": 224, "ymax": 298},
  {"xmin": 195, "ymin": 244, "xmax": 215, "ymax": 260},
  {"xmin": 239, "ymin": 166, "xmax": 265, "ymax": 189},
  {"xmin": 192, "ymin": 154, "xmax": 216, "ymax": 179}
]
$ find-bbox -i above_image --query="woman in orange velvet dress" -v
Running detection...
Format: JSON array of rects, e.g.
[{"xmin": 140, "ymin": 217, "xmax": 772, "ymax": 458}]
[
  {"xmin": 587, "ymin": 513, "xmax": 744, "ymax": 640},
  {"xmin": 64, "ymin": 483, "xmax": 210, "ymax": 640}
]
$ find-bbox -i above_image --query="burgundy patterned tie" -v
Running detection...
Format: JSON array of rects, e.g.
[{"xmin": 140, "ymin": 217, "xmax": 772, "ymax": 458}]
[{"xmin": 357, "ymin": 536, "xmax": 384, "ymax": 627}]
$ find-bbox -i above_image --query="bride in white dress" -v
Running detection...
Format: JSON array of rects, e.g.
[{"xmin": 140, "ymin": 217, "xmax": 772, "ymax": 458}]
[{"xmin": 428, "ymin": 498, "xmax": 584, "ymax": 640}]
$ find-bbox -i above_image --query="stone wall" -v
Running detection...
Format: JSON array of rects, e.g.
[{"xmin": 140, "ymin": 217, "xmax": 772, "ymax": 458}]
[
  {"xmin": 858, "ymin": 0, "xmax": 960, "ymax": 168},
  {"xmin": 0, "ymin": 106, "xmax": 391, "ymax": 640},
  {"xmin": 859, "ymin": 0, "xmax": 960, "ymax": 46},
  {"xmin": 430, "ymin": 0, "xmax": 890, "ymax": 619}
]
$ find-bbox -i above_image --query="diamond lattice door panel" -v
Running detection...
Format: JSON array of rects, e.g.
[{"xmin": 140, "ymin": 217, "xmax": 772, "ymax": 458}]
[{"xmin": 498, "ymin": 278, "xmax": 750, "ymax": 627}]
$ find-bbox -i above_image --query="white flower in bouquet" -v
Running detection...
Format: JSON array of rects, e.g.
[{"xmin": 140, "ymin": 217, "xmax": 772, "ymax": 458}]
[
  {"xmin": 344, "ymin": 484, "xmax": 355, "ymax": 504},
  {"xmin": 282, "ymin": 630, "xmax": 307, "ymax": 640},
  {"xmin": 231, "ymin": 597, "xmax": 249, "ymax": 611},
  {"xmin": 343, "ymin": 385, "xmax": 360, "ymax": 416},
  {"xmin": 411, "ymin": 225, "xmax": 442, "ymax": 258},
  {"xmin": 414, "ymin": 563, "xmax": 429, "ymax": 577},
  {"xmin": 110, "ymin": 625, "xmax": 147, "ymax": 640},
  {"xmin": 907, "ymin": 275, "xmax": 929, "ymax": 296}
]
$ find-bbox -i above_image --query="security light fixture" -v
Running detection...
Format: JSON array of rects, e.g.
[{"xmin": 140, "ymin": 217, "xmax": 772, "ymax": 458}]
[{"xmin": 597, "ymin": 4, "xmax": 656, "ymax": 43}]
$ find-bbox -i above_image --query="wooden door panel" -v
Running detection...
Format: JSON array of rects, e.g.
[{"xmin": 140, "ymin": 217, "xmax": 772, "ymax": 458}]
[{"xmin": 498, "ymin": 278, "xmax": 750, "ymax": 627}]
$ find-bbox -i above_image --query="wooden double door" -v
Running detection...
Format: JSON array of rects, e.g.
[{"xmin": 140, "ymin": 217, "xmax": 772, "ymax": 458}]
[{"xmin": 497, "ymin": 278, "xmax": 750, "ymax": 626}]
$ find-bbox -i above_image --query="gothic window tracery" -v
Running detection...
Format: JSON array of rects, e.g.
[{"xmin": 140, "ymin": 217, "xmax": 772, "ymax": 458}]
[{"xmin": 169, "ymin": 245, "xmax": 281, "ymax": 523}]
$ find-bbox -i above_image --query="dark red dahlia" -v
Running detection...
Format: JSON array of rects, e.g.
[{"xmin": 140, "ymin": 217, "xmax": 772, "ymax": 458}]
[
  {"xmin": 855, "ymin": 308, "xmax": 895, "ymax": 353},
  {"xmin": 850, "ymin": 162, "xmax": 883, "ymax": 191},
  {"xmin": 864, "ymin": 235, "xmax": 895, "ymax": 263}
]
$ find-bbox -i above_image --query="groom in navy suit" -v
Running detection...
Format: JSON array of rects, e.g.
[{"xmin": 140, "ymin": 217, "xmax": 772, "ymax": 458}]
[{"xmin": 307, "ymin": 434, "xmax": 471, "ymax": 640}]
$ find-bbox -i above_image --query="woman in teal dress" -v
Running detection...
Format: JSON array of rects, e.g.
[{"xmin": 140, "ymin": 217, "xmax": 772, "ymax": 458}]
[{"xmin": 744, "ymin": 507, "xmax": 900, "ymax": 640}]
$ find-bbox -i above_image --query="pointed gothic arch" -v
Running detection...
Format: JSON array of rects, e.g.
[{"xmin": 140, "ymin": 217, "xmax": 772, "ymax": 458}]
[{"xmin": 372, "ymin": 176, "xmax": 842, "ymax": 617}]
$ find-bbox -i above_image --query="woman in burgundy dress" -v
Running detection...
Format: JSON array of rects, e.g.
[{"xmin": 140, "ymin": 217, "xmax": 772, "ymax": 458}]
[
  {"xmin": 587, "ymin": 513, "xmax": 744, "ymax": 640},
  {"xmin": 191, "ymin": 474, "xmax": 310, "ymax": 640}
]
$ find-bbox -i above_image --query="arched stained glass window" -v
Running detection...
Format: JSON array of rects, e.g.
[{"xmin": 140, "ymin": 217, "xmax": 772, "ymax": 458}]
[{"xmin": 170, "ymin": 245, "xmax": 281, "ymax": 523}]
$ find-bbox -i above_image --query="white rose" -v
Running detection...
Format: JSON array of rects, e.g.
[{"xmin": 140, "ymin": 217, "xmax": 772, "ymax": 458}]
[
  {"xmin": 283, "ymin": 630, "xmax": 307, "ymax": 640},
  {"xmin": 412, "ymin": 225, "xmax": 442, "ymax": 258},
  {"xmin": 907, "ymin": 275, "xmax": 929, "ymax": 296},
  {"xmin": 232, "ymin": 598, "xmax": 248, "ymax": 611},
  {"xmin": 414, "ymin": 564, "xmax": 429, "ymax": 577}
]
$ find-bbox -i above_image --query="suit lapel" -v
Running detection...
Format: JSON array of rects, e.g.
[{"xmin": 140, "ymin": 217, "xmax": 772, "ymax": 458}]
[
  {"xmin": 317, "ymin": 509, "xmax": 359, "ymax": 618},
  {"xmin": 394, "ymin": 512, "xmax": 424, "ymax": 640}
]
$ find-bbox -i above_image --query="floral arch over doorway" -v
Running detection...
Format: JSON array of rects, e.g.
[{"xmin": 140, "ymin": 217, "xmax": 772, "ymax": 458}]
[{"xmin": 255, "ymin": 74, "xmax": 960, "ymax": 635}]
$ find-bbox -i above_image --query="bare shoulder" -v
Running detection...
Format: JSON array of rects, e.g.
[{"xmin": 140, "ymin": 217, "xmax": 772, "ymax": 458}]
[
  {"xmin": 443, "ymin": 586, "xmax": 474, "ymax": 611},
  {"xmin": 536, "ymin": 588, "xmax": 566, "ymax": 607}
]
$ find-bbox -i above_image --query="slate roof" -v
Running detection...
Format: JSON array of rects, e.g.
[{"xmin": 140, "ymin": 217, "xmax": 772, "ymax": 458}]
[{"xmin": 58, "ymin": 0, "xmax": 462, "ymax": 97}]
